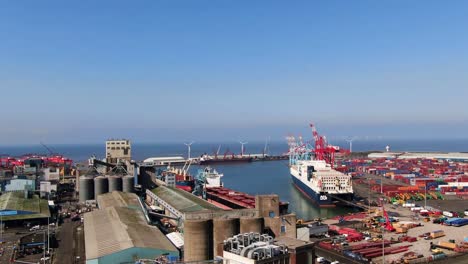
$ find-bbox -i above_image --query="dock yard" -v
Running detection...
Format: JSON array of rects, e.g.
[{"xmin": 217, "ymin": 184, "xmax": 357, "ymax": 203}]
[
  {"xmin": 141, "ymin": 154, "xmax": 288, "ymax": 167},
  {"xmin": 309, "ymin": 152, "xmax": 468, "ymax": 264},
  {"xmin": 1, "ymin": 140, "xmax": 468, "ymax": 264}
]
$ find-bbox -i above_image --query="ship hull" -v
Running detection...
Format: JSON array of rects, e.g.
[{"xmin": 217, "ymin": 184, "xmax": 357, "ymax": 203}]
[
  {"xmin": 199, "ymin": 157, "xmax": 253, "ymax": 165},
  {"xmin": 291, "ymin": 175, "xmax": 353, "ymax": 208},
  {"xmin": 176, "ymin": 180, "xmax": 194, "ymax": 192}
]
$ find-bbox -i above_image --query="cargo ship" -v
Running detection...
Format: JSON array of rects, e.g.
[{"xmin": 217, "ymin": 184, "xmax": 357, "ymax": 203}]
[
  {"xmin": 287, "ymin": 123, "xmax": 353, "ymax": 207},
  {"xmin": 290, "ymin": 158, "xmax": 354, "ymax": 207},
  {"xmin": 192, "ymin": 166, "xmax": 224, "ymax": 197},
  {"xmin": 190, "ymin": 167, "xmax": 289, "ymax": 212},
  {"xmin": 205, "ymin": 186, "xmax": 289, "ymax": 213},
  {"xmin": 156, "ymin": 164, "xmax": 195, "ymax": 192},
  {"xmin": 198, "ymin": 166, "xmax": 223, "ymax": 188}
]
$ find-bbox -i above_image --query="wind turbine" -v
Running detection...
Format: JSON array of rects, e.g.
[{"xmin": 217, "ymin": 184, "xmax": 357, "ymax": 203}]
[
  {"xmin": 216, "ymin": 145, "xmax": 221, "ymax": 156},
  {"xmin": 239, "ymin": 141, "xmax": 248, "ymax": 156},
  {"xmin": 184, "ymin": 141, "xmax": 195, "ymax": 160},
  {"xmin": 345, "ymin": 137, "xmax": 356, "ymax": 153},
  {"xmin": 263, "ymin": 137, "xmax": 270, "ymax": 157}
]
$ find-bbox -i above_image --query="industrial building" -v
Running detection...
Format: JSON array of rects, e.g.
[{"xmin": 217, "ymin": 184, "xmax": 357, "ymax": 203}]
[
  {"xmin": 142, "ymin": 156, "xmax": 187, "ymax": 166},
  {"xmin": 84, "ymin": 191, "xmax": 179, "ymax": 264},
  {"xmin": 42, "ymin": 167, "xmax": 60, "ymax": 181},
  {"xmin": 222, "ymin": 233, "xmax": 289, "ymax": 264},
  {"xmin": 146, "ymin": 186, "xmax": 298, "ymax": 262},
  {"xmin": 2, "ymin": 177, "xmax": 35, "ymax": 192},
  {"xmin": 39, "ymin": 181, "xmax": 57, "ymax": 198},
  {"xmin": 96, "ymin": 191, "xmax": 143, "ymax": 210},
  {"xmin": 0, "ymin": 191, "xmax": 50, "ymax": 223},
  {"xmin": 222, "ymin": 233, "xmax": 314, "ymax": 264},
  {"xmin": 106, "ymin": 139, "xmax": 132, "ymax": 164},
  {"xmin": 148, "ymin": 185, "xmax": 223, "ymax": 218}
]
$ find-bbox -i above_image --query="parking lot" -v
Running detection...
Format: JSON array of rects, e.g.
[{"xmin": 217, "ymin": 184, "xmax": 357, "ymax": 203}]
[{"xmin": 0, "ymin": 225, "xmax": 52, "ymax": 264}]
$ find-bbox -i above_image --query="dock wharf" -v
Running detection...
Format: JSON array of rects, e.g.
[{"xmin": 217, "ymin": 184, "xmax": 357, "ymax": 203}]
[{"xmin": 139, "ymin": 154, "xmax": 288, "ymax": 167}]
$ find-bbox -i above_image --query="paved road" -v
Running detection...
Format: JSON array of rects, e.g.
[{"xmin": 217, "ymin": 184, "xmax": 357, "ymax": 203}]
[
  {"xmin": 74, "ymin": 224, "xmax": 85, "ymax": 264},
  {"xmin": 315, "ymin": 247, "xmax": 367, "ymax": 264},
  {"xmin": 54, "ymin": 220, "xmax": 76, "ymax": 264}
]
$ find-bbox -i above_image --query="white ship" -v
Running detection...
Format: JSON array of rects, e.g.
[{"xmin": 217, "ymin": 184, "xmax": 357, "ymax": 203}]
[
  {"xmin": 287, "ymin": 123, "xmax": 354, "ymax": 207},
  {"xmin": 290, "ymin": 158, "xmax": 353, "ymax": 207},
  {"xmin": 200, "ymin": 166, "xmax": 223, "ymax": 187},
  {"xmin": 192, "ymin": 166, "xmax": 223, "ymax": 197}
]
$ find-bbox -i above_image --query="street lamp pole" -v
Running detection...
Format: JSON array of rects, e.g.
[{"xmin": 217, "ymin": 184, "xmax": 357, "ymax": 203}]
[
  {"xmin": 368, "ymin": 177, "xmax": 371, "ymax": 216},
  {"xmin": 47, "ymin": 215, "xmax": 50, "ymax": 253},
  {"xmin": 424, "ymin": 182, "xmax": 427, "ymax": 209},
  {"xmin": 382, "ymin": 227, "xmax": 385, "ymax": 264},
  {"xmin": 43, "ymin": 230, "xmax": 46, "ymax": 261}
]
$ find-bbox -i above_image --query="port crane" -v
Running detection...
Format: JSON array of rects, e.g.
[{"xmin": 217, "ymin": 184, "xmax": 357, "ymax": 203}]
[
  {"xmin": 39, "ymin": 142, "xmax": 73, "ymax": 166},
  {"xmin": 0, "ymin": 156, "xmax": 23, "ymax": 169},
  {"xmin": 40, "ymin": 141, "xmax": 57, "ymax": 156},
  {"xmin": 310, "ymin": 123, "xmax": 337, "ymax": 168},
  {"xmin": 287, "ymin": 123, "xmax": 349, "ymax": 168},
  {"xmin": 223, "ymin": 148, "xmax": 235, "ymax": 159}
]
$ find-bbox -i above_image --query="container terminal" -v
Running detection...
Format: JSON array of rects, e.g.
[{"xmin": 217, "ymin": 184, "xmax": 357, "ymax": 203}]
[{"xmin": 1, "ymin": 138, "xmax": 468, "ymax": 264}]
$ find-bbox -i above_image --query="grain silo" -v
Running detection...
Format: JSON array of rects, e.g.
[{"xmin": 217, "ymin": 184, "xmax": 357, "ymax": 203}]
[
  {"xmin": 240, "ymin": 217, "xmax": 264, "ymax": 234},
  {"xmin": 213, "ymin": 218, "xmax": 239, "ymax": 257},
  {"xmin": 122, "ymin": 175, "xmax": 134, "ymax": 193},
  {"xmin": 184, "ymin": 220, "xmax": 212, "ymax": 261},
  {"xmin": 79, "ymin": 176, "xmax": 95, "ymax": 202},
  {"xmin": 108, "ymin": 176, "xmax": 122, "ymax": 192},
  {"xmin": 94, "ymin": 176, "xmax": 109, "ymax": 198}
]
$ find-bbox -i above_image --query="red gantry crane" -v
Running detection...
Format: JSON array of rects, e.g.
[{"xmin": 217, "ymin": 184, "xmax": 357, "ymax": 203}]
[{"xmin": 310, "ymin": 123, "xmax": 340, "ymax": 168}]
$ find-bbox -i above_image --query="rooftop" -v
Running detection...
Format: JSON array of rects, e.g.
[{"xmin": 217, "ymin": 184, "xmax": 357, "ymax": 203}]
[
  {"xmin": 97, "ymin": 191, "xmax": 142, "ymax": 211},
  {"xmin": 273, "ymin": 236, "xmax": 313, "ymax": 250},
  {"xmin": 143, "ymin": 156, "xmax": 185, "ymax": 162},
  {"xmin": 0, "ymin": 192, "xmax": 50, "ymax": 220},
  {"xmin": 151, "ymin": 186, "xmax": 223, "ymax": 213},
  {"xmin": 84, "ymin": 206, "xmax": 177, "ymax": 260}
]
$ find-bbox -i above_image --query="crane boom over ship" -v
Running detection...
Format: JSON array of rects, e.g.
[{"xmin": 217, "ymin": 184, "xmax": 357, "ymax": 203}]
[{"xmin": 287, "ymin": 123, "xmax": 354, "ymax": 207}]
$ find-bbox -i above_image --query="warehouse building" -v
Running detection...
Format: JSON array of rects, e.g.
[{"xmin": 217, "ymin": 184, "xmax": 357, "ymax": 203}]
[
  {"xmin": 147, "ymin": 185, "xmax": 224, "ymax": 220},
  {"xmin": 2, "ymin": 177, "xmax": 36, "ymax": 192},
  {"xmin": 96, "ymin": 191, "xmax": 143, "ymax": 211},
  {"xmin": 222, "ymin": 233, "xmax": 314, "ymax": 264},
  {"xmin": 146, "ymin": 186, "xmax": 297, "ymax": 262},
  {"xmin": 84, "ymin": 191, "xmax": 179, "ymax": 264},
  {"xmin": 0, "ymin": 191, "xmax": 50, "ymax": 223}
]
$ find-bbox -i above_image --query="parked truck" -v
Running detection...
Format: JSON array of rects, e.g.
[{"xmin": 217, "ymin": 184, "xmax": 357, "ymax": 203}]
[
  {"xmin": 308, "ymin": 222, "xmax": 329, "ymax": 237},
  {"xmin": 436, "ymin": 241, "xmax": 457, "ymax": 250},
  {"xmin": 430, "ymin": 230, "xmax": 445, "ymax": 239}
]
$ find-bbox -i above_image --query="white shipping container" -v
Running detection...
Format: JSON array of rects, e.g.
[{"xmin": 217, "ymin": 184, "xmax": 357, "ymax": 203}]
[{"xmin": 443, "ymin": 211, "xmax": 454, "ymax": 218}]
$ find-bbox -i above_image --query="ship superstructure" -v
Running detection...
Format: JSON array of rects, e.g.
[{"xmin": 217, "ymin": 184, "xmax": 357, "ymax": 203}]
[
  {"xmin": 192, "ymin": 166, "xmax": 223, "ymax": 198},
  {"xmin": 156, "ymin": 161, "xmax": 195, "ymax": 192},
  {"xmin": 287, "ymin": 123, "xmax": 353, "ymax": 207},
  {"xmin": 199, "ymin": 166, "xmax": 223, "ymax": 188}
]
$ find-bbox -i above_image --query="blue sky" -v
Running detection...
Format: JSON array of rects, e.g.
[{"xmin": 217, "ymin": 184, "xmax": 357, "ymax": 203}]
[{"xmin": 1, "ymin": 1, "xmax": 467, "ymax": 144}]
